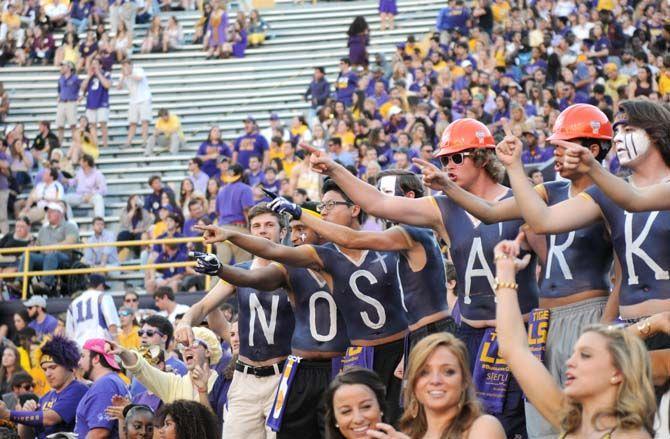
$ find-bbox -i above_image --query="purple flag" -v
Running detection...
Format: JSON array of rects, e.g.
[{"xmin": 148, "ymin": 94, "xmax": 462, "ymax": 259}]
[{"xmin": 266, "ymin": 355, "xmax": 301, "ymax": 432}]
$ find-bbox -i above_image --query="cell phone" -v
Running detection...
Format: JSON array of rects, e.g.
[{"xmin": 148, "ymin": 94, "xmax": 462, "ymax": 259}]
[{"xmin": 260, "ymin": 187, "xmax": 278, "ymax": 199}]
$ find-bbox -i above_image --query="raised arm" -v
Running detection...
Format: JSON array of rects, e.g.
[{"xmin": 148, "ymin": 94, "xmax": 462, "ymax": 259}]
[
  {"xmin": 297, "ymin": 209, "xmax": 413, "ymax": 252},
  {"xmin": 494, "ymin": 240, "xmax": 565, "ymax": 429},
  {"xmin": 195, "ymin": 224, "xmax": 323, "ymax": 270},
  {"xmin": 414, "ymin": 158, "xmax": 521, "ymax": 224},
  {"xmin": 176, "ymin": 279, "xmax": 236, "ymax": 346},
  {"xmin": 311, "ymin": 154, "xmax": 442, "ymax": 229},
  {"xmin": 498, "ymin": 136, "xmax": 601, "ymax": 234},
  {"xmin": 562, "ymin": 139, "xmax": 670, "ymax": 212}
]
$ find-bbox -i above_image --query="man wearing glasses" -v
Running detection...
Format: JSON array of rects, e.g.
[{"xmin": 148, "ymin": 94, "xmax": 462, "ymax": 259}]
[
  {"xmin": 310, "ymin": 118, "xmax": 540, "ymax": 438},
  {"xmin": 129, "ymin": 315, "xmax": 187, "ymax": 398},
  {"xmin": 1, "ymin": 372, "xmax": 34, "ymax": 411}
]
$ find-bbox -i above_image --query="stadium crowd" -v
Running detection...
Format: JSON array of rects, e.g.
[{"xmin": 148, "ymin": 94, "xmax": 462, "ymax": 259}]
[{"xmin": 0, "ymin": 0, "xmax": 669, "ymax": 438}]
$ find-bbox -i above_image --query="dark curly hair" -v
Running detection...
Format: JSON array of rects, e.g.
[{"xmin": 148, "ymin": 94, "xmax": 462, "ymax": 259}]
[
  {"xmin": 156, "ymin": 400, "xmax": 220, "ymax": 439},
  {"xmin": 40, "ymin": 336, "xmax": 80, "ymax": 370}
]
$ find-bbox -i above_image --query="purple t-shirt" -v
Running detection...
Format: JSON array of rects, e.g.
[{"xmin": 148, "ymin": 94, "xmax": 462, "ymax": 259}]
[
  {"xmin": 58, "ymin": 74, "xmax": 81, "ymax": 102},
  {"xmin": 29, "ymin": 314, "xmax": 58, "ymax": 338},
  {"xmin": 37, "ymin": 380, "xmax": 89, "ymax": 439},
  {"xmin": 75, "ymin": 373, "xmax": 128, "ymax": 438},
  {"xmin": 197, "ymin": 141, "xmax": 232, "ymax": 177},
  {"xmin": 233, "ymin": 133, "xmax": 268, "ymax": 169},
  {"xmin": 155, "ymin": 248, "xmax": 188, "ymax": 277},
  {"xmin": 85, "ymin": 71, "xmax": 111, "ymax": 110},
  {"xmin": 245, "ymin": 170, "xmax": 264, "ymax": 188},
  {"xmin": 216, "ymin": 181, "xmax": 254, "ymax": 225}
]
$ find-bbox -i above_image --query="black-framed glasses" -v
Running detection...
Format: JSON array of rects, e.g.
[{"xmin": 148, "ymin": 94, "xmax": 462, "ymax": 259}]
[
  {"xmin": 439, "ymin": 152, "xmax": 472, "ymax": 167},
  {"xmin": 316, "ymin": 200, "xmax": 353, "ymax": 213},
  {"xmin": 138, "ymin": 329, "xmax": 163, "ymax": 337},
  {"xmin": 18, "ymin": 383, "xmax": 34, "ymax": 391}
]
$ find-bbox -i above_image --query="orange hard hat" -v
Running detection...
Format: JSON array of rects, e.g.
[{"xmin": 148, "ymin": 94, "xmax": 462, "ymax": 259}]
[
  {"xmin": 434, "ymin": 118, "xmax": 496, "ymax": 158},
  {"xmin": 547, "ymin": 104, "xmax": 613, "ymax": 142}
]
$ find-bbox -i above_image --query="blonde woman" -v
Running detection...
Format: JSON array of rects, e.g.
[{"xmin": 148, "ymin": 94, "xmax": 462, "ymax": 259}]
[
  {"xmin": 366, "ymin": 333, "xmax": 505, "ymax": 439},
  {"xmin": 493, "ymin": 238, "xmax": 656, "ymax": 439}
]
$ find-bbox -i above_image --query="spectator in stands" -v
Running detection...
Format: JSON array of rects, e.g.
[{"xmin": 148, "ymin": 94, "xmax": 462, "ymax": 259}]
[
  {"xmin": 327, "ymin": 136, "xmax": 356, "ymax": 167},
  {"xmin": 109, "ymin": 0, "xmax": 137, "ymax": 37},
  {"xmin": 347, "ymin": 16, "xmax": 369, "ymax": 69},
  {"xmin": 64, "ymin": 154, "xmax": 106, "ymax": 218},
  {"xmin": 29, "ymin": 25, "xmax": 55, "ymax": 65},
  {"xmin": 119, "ymin": 59, "xmax": 152, "ymax": 149},
  {"xmin": 205, "ymin": 178, "xmax": 220, "ymax": 217},
  {"xmin": 0, "ymin": 346, "xmax": 24, "ymax": 395},
  {"xmin": 153, "ymin": 286, "xmax": 189, "ymax": 324},
  {"xmin": 67, "ymin": 115, "xmax": 98, "ymax": 164},
  {"xmin": 0, "ymin": 142, "xmax": 9, "ymax": 235},
  {"xmin": 113, "ymin": 20, "xmax": 133, "ymax": 62},
  {"xmin": 135, "ymin": 315, "xmax": 187, "ymax": 381},
  {"xmin": 243, "ymin": 155, "xmax": 264, "ymax": 188},
  {"xmin": 31, "ymin": 121, "xmax": 59, "ymax": 161},
  {"xmin": 379, "ymin": 0, "xmax": 396, "ymax": 30},
  {"xmin": 205, "ymin": 0, "xmax": 227, "ymax": 59},
  {"xmin": 183, "ymin": 198, "xmax": 207, "ymax": 237},
  {"xmin": 81, "ymin": 57, "xmax": 111, "ymax": 149},
  {"xmin": 54, "ymin": 31, "xmax": 79, "ymax": 68},
  {"xmin": 178, "ymin": 178, "xmax": 196, "ymax": 218},
  {"xmin": 187, "ymin": 157, "xmax": 208, "ymax": 195},
  {"xmin": 196, "ymin": 126, "xmax": 232, "ymax": 177},
  {"xmin": 45, "ymin": 0, "xmax": 68, "ymax": 27},
  {"xmin": 146, "ymin": 108, "xmax": 184, "ymax": 156},
  {"xmin": 260, "ymin": 113, "xmax": 287, "ymax": 144},
  {"xmin": 232, "ymin": 116, "xmax": 269, "ymax": 169},
  {"xmin": 520, "ymin": 130, "xmax": 553, "ymax": 165},
  {"xmin": 23, "ymin": 295, "xmax": 58, "ymax": 338},
  {"xmin": 76, "ymin": 339, "xmax": 129, "ymax": 438},
  {"xmin": 66, "ymin": 274, "xmax": 120, "ymax": 345},
  {"xmin": 247, "ymin": 9, "xmax": 267, "ymax": 47},
  {"xmin": 55, "ymin": 61, "xmax": 80, "ymax": 146},
  {"xmin": 16, "ymin": 168, "xmax": 64, "ymax": 223},
  {"xmin": 335, "ymin": 58, "xmax": 358, "ymax": 107},
  {"xmin": 141, "ymin": 16, "xmax": 163, "ymax": 54},
  {"xmin": 288, "ymin": 148, "xmax": 320, "ymax": 201},
  {"xmin": 117, "ymin": 307, "xmax": 140, "ymax": 349},
  {"xmin": 162, "ymin": 16, "xmax": 183, "ymax": 53},
  {"xmin": 145, "ymin": 175, "xmax": 175, "ymax": 218},
  {"xmin": 0, "ymin": 217, "xmax": 31, "ymax": 278},
  {"xmin": 193, "ymin": 2, "xmax": 212, "ymax": 45},
  {"xmin": 7, "ymin": 139, "xmax": 31, "ymax": 192},
  {"xmin": 214, "ymin": 163, "xmax": 253, "ymax": 264},
  {"xmin": 82, "ymin": 216, "xmax": 119, "ymax": 268},
  {"xmin": 19, "ymin": 203, "xmax": 79, "ymax": 293},
  {"xmin": 145, "ymin": 241, "xmax": 188, "ymax": 295},
  {"xmin": 0, "ymin": 4, "xmax": 21, "ymax": 44},
  {"xmin": 113, "ymin": 326, "xmax": 221, "ymax": 406},
  {"xmin": 227, "ymin": 18, "xmax": 247, "ymax": 59},
  {"xmin": 1, "ymin": 371, "xmax": 33, "ymax": 410},
  {"xmin": 118, "ymin": 194, "xmax": 153, "ymax": 260}
]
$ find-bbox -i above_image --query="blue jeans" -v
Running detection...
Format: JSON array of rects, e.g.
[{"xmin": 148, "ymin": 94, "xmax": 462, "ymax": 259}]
[
  {"xmin": 19, "ymin": 252, "xmax": 70, "ymax": 287},
  {"xmin": 70, "ymin": 17, "xmax": 88, "ymax": 35}
]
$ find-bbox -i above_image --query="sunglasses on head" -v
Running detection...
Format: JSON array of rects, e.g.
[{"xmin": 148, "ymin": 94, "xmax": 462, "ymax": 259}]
[
  {"xmin": 138, "ymin": 329, "xmax": 163, "ymax": 337},
  {"xmin": 119, "ymin": 310, "xmax": 133, "ymax": 317},
  {"xmin": 439, "ymin": 151, "xmax": 472, "ymax": 167}
]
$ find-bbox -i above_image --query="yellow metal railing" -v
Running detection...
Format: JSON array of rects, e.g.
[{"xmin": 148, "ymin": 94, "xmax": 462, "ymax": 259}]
[{"xmin": 0, "ymin": 236, "xmax": 213, "ymax": 299}]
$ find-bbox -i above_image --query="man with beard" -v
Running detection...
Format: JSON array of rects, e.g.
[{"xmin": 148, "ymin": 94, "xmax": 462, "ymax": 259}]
[
  {"xmin": 0, "ymin": 336, "xmax": 87, "ymax": 438},
  {"xmin": 76, "ymin": 338, "xmax": 129, "ymax": 438}
]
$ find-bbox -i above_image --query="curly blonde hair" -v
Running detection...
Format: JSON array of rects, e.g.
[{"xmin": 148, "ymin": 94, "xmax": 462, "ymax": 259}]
[
  {"xmin": 399, "ymin": 333, "xmax": 481, "ymax": 439},
  {"xmin": 471, "ymin": 148, "xmax": 505, "ymax": 183},
  {"xmin": 560, "ymin": 324, "xmax": 656, "ymax": 436}
]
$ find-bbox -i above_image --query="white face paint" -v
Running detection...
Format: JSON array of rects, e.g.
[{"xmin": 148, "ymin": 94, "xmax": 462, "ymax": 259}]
[
  {"xmin": 378, "ymin": 175, "xmax": 398, "ymax": 196},
  {"xmin": 614, "ymin": 124, "xmax": 651, "ymax": 166}
]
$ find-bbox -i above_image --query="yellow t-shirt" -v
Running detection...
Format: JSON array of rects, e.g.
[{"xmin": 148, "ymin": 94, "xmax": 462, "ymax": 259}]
[
  {"xmin": 491, "ymin": 1, "xmax": 510, "ymax": 23},
  {"xmin": 119, "ymin": 325, "xmax": 141, "ymax": 350},
  {"xmin": 339, "ymin": 131, "xmax": 355, "ymax": 149},
  {"xmin": 1, "ymin": 12, "xmax": 20, "ymax": 28},
  {"xmin": 156, "ymin": 114, "xmax": 184, "ymax": 140},
  {"xmin": 268, "ymin": 145, "xmax": 284, "ymax": 161},
  {"xmin": 151, "ymin": 221, "xmax": 167, "ymax": 239},
  {"xmin": 282, "ymin": 157, "xmax": 299, "ymax": 177},
  {"xmin": 63, "ymin": 45, "xmax": 79, "ymax": 65},
  {"xmin": 596, "ymin": 0, "xmax": 614, "ymax": 10},
  {"xmin": 659, "ymin": 72, "xmax": 670, "ymax": 97},
  {"xmin": 605, "ymin": 75, "xmax": 630, "ymax": 100}
]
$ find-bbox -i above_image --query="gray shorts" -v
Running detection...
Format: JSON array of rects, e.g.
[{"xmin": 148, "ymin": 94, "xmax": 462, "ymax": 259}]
[{"xmin": 525, "ymin": 296, "xmax": 607, "ymax": 439}]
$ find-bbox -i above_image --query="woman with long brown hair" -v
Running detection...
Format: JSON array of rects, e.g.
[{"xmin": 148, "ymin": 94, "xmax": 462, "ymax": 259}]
[{"xmin": 364, "ymin": 333, "xmax": 505, "ymax": 439}]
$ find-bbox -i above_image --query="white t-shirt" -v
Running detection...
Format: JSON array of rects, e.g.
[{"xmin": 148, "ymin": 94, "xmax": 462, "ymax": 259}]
[
  {"xmin": 34, "ymin": 181, "xmax": 64, "ymax": 209},
  {"xmin": 66, "ymin": 289, "xmax": 121, "ymax": 347},
  {"xmin": 124, "ymin": 66, "xmax": 152, "ymax": 104},
  {"xmin": 159, "ymin": 303, "xmax": 190, "ymax": 325}
]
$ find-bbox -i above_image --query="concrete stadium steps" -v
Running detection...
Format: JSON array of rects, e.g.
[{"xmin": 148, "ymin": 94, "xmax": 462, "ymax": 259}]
[{"xmin": 1, "ymin": 0, "xmax": 443, "ymax": 237}]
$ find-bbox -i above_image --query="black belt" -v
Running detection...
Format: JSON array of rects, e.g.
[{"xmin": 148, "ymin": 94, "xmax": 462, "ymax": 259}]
[{"xmin": 235, "ymin": 359, "xmax": 285, "ymax": 377}]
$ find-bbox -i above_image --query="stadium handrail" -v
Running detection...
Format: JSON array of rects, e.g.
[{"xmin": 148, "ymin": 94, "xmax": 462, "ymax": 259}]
[{"xmin": 0, "ymin": 236, "xmax": 213, "ymax": 299}]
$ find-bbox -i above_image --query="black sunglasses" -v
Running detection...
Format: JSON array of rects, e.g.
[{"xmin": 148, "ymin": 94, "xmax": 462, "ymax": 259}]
[
  {"xmin": 138, "ymin": 329, "xmax": 163, "ymax": 337},
  {"xmin": 439, "ymin": 152, "xmax": 472, "ymax": 167}
]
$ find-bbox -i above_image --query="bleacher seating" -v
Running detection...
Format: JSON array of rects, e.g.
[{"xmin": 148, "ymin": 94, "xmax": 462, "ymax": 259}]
[{"xmin": 0, "ymin": 0, "xmax": 443, "ymax": 287}]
